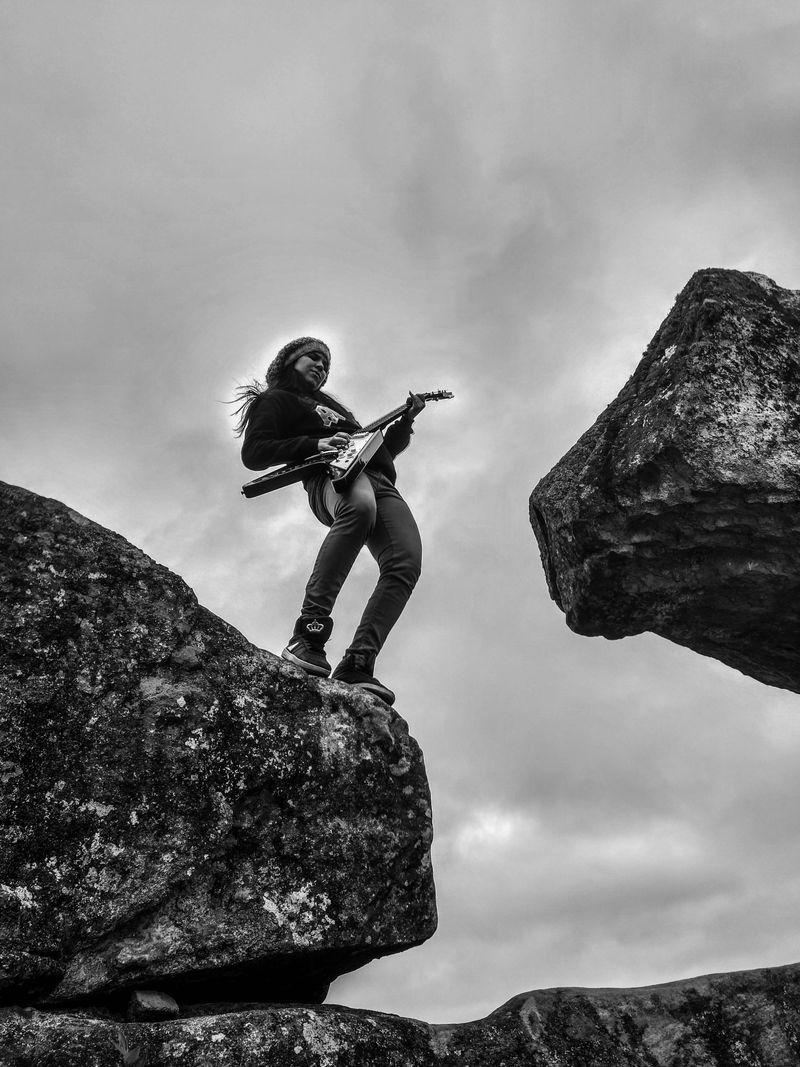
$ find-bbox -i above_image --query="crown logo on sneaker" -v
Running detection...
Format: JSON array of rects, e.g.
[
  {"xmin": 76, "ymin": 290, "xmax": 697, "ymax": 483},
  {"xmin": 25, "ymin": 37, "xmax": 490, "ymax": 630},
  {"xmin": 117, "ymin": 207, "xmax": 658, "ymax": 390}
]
[{"xmin": 305, "ymin": 620, "xmax": 325, "ymax": 634}]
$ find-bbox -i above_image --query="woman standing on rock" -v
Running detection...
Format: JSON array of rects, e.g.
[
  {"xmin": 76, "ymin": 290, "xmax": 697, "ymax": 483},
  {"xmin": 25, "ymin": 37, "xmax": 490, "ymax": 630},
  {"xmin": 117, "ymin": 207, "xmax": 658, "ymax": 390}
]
[{"xmin": 233, "ymin": 336, "xmax": 426, "ymax": 706}]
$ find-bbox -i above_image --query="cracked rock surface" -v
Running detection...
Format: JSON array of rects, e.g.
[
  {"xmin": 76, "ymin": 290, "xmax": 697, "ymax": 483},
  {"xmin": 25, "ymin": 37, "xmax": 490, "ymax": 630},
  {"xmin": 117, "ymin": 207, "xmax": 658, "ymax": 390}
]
[
  {"xmin": 530, "ymin": 268, "xmax": 800, "ymax": 693},
  {"xmin": 2, "ymin": 963, "xmax": 799, "ymax": 1065},
  {"xmin": 0, "ymin": 481, "xmax": 436, "ymax": 1008}
]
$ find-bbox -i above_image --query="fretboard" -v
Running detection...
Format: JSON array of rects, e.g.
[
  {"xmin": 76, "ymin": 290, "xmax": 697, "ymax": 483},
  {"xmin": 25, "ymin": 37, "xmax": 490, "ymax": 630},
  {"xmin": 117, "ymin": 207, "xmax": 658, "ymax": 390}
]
[{"xmin": 362, "ymin": 404, "xmax": 409, "ymax": 434}]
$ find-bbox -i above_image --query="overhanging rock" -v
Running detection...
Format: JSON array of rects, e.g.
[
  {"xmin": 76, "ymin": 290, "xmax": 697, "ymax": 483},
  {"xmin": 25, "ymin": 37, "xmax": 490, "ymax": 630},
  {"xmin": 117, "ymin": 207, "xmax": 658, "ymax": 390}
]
[
  {"xmin": 530, "ymin": 269, "xmax": 800, "ymax": 693},
  {"xmin": 0, "ymin": 481, "xmax": 436, "ymax": 1007}
]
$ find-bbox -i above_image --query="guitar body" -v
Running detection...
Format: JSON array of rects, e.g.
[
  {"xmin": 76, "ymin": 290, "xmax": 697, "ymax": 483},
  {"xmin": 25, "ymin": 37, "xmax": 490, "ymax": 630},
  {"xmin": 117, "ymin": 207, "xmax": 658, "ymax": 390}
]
[
  {"xmin": 241, "ymin": 390, "xmax": 453, "ymax": 500},
  {"xmin": 241, "ymin": 457, "xmax": 329, "ymax": 498},
  {"xmin": 327, "ymin": 429, "xmax": 385, "ymax": 493}
]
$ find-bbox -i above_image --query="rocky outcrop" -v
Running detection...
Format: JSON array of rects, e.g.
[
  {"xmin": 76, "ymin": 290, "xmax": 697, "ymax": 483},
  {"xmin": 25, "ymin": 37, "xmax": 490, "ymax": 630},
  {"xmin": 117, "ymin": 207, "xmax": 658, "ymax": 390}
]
[
  {"xmin": 530, "ymin": 269, "xmax": 800, "ymax": 693},
  {"xmin": 2, "ymin": 962, "xmax": 799, "ymax": 1065},
  {"xmin": 0, "ymin": 481, "xmax": 436, "ymax": 1008}
]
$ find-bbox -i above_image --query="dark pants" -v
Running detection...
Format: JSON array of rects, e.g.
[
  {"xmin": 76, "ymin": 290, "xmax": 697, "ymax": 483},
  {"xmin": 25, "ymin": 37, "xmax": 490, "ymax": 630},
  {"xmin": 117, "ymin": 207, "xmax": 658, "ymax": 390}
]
[{"xmin": 302, "ymin": 470, "xmax": 422, "ymax": 664}]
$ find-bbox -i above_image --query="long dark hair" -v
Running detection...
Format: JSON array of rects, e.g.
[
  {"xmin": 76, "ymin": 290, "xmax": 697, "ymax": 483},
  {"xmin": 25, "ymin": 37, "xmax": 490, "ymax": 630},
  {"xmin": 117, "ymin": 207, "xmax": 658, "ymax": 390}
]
[{"xmin": 229, "ymin": 377, "xmax": 267, "ymax": 438}]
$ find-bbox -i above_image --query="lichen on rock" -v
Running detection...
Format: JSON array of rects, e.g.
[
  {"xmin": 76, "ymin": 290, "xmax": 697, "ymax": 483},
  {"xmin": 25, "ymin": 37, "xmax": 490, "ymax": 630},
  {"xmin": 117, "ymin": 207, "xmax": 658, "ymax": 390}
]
[
  {"xmin": 530, "ymin": 268, "xmax": 800, "ymax": 693},
  {"xmin": 2, "ymin": 962, "xmax": 799, "ymax": 1065},
  {"xmin": 0, "ymin": 481, "xmax": 436, "ymax": 1007}
]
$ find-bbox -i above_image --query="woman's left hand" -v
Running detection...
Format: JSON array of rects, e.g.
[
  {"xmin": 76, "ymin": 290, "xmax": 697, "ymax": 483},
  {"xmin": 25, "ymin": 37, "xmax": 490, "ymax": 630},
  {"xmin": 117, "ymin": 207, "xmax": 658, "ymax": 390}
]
[{"xmin": 405, "ymin": 392, "xmax": 426, "ymax": 421}]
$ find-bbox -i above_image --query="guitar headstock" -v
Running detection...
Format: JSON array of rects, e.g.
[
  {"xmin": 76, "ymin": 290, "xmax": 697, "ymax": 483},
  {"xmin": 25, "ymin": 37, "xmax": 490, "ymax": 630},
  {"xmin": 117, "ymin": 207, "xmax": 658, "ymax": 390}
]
[{"xmin": 418, "ymin": 389, "xmax": 454, "ymax": 402}]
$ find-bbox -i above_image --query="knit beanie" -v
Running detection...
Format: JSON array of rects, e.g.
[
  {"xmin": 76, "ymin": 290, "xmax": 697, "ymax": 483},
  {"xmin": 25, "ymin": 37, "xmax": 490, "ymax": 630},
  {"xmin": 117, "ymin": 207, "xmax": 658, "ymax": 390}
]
[{"xmin": 265, "ymin": 337, "xmax": 331, "ymax": 388}]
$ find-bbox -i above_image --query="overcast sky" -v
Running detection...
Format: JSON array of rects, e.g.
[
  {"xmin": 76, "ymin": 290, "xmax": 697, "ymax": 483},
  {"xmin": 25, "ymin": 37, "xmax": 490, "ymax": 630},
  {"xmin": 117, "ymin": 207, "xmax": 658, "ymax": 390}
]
[{"xmin": 3, "ymin": 0, "xmax": 800, "ymax": 1026}]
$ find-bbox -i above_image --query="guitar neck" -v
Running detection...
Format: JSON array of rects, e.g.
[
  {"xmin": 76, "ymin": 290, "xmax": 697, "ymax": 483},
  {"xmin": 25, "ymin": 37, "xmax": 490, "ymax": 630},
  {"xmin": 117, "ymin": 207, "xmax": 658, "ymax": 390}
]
[
  {"xmin": 360, "ymin": 390, "xmax": 453, "ymax": 434},
  {"xmin": 361, "ymin": 404, "xmax": 410, "ymax": 434}
]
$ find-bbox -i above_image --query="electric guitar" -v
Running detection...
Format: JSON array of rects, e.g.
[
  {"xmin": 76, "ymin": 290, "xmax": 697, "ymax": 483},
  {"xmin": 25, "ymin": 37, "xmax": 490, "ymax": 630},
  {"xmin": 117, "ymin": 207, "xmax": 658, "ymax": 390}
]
[{"xmin": 241, "ymin": 389, "xmax": 453, "ymax": 499}]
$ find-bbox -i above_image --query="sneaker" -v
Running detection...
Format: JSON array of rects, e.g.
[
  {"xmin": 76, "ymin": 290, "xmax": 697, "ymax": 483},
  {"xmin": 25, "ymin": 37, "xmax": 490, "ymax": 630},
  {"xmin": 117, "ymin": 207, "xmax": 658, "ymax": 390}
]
[
  {"xmin": 331, "ymin": 653, "xmax": 396, "ymax": 705},
  {"xmin": 281, "ymin": 616, "xmax": 333, "ymax": 677}
]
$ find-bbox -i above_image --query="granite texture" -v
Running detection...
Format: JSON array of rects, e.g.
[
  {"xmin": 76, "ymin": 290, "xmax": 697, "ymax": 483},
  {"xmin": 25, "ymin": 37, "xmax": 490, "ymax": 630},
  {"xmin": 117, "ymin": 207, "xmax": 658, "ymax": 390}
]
[
  {"xmin": 0, "ymin": 481, "xmax": 436, "ymax": 1008},
  {"xmin": 530, "ymin": 269, "xmax": 800, "ymax": 693},
  {"xmin": 2, "ymin": 962, "xmax": 799, "ymax": 1065}
]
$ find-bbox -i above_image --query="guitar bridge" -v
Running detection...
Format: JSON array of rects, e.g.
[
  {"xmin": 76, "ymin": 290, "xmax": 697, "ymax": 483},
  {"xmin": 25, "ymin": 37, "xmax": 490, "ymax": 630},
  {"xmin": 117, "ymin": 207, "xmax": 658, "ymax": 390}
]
[{"xmin": 328, "ymin": 430, "xmax": 385, "ymax": 491}]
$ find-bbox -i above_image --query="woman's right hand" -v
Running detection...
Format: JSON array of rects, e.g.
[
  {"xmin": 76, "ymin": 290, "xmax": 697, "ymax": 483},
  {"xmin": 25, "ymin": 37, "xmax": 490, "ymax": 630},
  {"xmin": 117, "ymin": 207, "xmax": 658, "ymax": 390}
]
[{"xmin": 318, "ymin": 432, "xmax": 351, "ymax": 454}]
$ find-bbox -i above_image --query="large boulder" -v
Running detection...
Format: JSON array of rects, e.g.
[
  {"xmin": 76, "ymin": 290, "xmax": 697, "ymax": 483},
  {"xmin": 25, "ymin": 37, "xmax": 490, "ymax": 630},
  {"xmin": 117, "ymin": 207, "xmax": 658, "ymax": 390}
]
[
  {"xmin": 530, "ymin": 269, "xmax": 800, "ymax": 693},
  {"xmin": 0, "ymin": 481, "xmax": 436, "ymax": 1007},
  {"xmin": 2, "ymin": 962, "xmax": 799, "ymax": 1065}
]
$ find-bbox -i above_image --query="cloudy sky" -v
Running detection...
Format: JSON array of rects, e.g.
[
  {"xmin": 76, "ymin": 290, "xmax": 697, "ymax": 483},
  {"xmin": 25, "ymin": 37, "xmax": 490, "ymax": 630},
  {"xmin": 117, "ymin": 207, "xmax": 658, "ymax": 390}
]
[{"xmin": 3, "ymin": 0, "xmax": 800, "ymax": 1025}]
